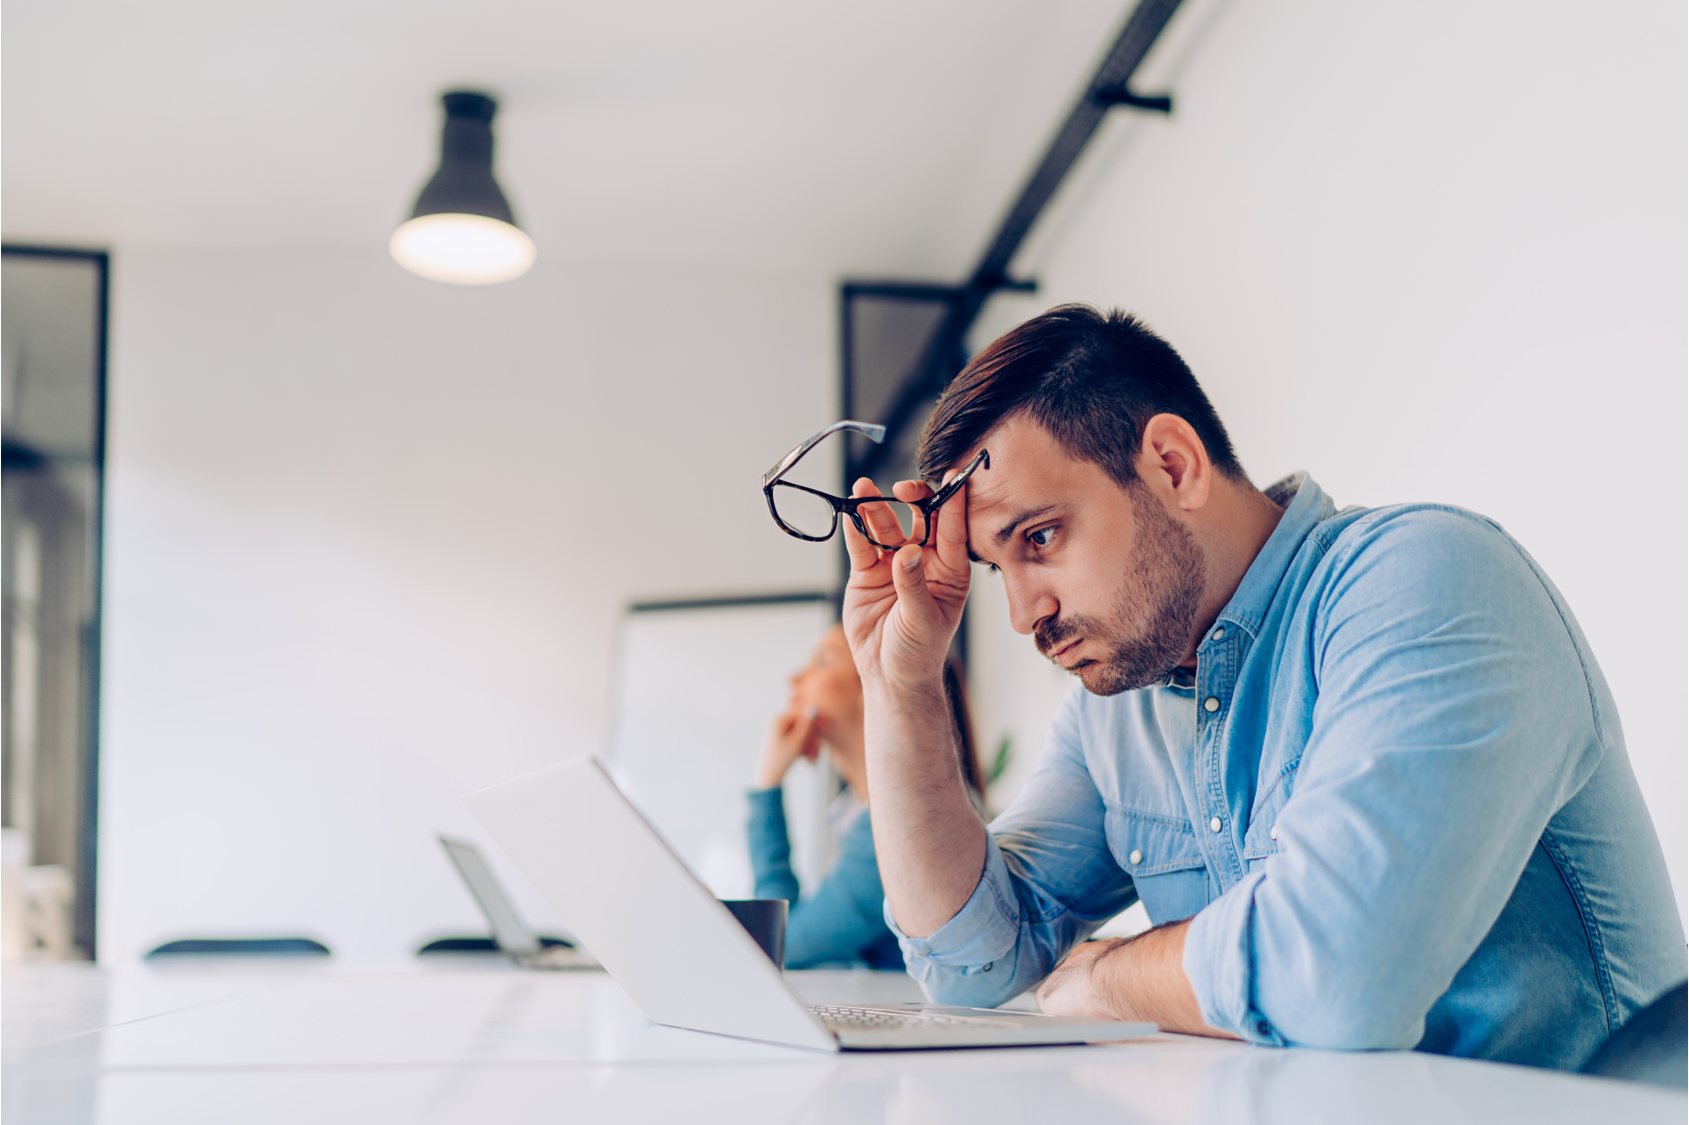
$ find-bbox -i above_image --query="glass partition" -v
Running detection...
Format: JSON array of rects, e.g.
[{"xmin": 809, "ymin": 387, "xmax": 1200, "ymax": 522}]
[{"xmin": 2, "ymin": 247, "xmax": 108, "ymax": 959}]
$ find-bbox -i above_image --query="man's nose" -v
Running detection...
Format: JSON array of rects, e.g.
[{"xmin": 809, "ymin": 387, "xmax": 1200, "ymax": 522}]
[{"xmin": 1005, "ymin": 578, "xmax": 1056, "ymax": 637}]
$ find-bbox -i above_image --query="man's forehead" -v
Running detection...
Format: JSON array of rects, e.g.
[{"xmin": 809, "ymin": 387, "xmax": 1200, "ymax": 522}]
[
  {"xmin": 958, "ymin": 426, "xmax": 1069, "ymax": 561},
  {"xmin": 956, "ymin": 417, "xmax": 1070, "ymax": 509},
  {"xmin": 963, "ymin": 459, "xmax": 1022, "ymax": 516}
]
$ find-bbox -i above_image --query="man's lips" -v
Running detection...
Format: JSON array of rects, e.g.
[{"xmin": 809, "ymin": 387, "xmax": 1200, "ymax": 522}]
[{"xmin": 1050, "ymin": 638, "xmax": 1083, "ymax": 667}]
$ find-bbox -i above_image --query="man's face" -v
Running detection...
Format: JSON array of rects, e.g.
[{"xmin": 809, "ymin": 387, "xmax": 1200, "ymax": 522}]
[{"xmin": 962, "ymin": 416, "xmax": 1207, "ymax": 695}]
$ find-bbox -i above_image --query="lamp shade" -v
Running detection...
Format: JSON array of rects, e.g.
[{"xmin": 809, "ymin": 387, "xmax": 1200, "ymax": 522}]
[{"xmin": 391, "ymin": 91, "xmax": 536, "ymax": 285}]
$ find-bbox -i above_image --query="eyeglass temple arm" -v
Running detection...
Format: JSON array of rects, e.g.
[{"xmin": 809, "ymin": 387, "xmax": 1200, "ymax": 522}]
[
  {"xmin": 761, "ymin": 420, "xmax": 887, "ymax": 487},
  {"xmin": 931, "ymin": 448, "xmax": 989, "ymax": 493}
]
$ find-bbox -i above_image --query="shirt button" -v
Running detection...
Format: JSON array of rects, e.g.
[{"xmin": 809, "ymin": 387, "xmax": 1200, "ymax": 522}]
[
  {"xmin": 1210, "ymin": 816, "xmax": 1223, "ymax": 833},
  {"xmin": 1128, "ymin": 849, "xmax": 1143, "ymax": 865},
  {"xmin": 1270, "ymin": 825, "xmax": 1279, "ymax": 841},
  {"xmin": 1212, "ymin": 627, "xmax": 1224, "ymax": 640},
  {"xmin": 1203, "ymin": 697, "xmax": 1220, "ymax": 713}
]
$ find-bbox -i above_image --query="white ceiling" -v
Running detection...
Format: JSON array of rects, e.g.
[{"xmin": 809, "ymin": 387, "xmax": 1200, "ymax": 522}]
[{"xmin": 2, "ymin": 0, "xmax": 1169, "ymax": 278}]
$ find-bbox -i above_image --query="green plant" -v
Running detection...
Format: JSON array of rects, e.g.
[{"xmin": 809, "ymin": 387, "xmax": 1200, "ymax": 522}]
[{"xmin": 988, "ymin": 735, "xmax": 1014, "ymax": 786}]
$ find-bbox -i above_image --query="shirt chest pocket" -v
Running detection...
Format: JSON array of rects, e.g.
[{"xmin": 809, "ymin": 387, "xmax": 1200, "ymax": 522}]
[
  {"xmin": 1105, "ymin": 809, "xmax": 1210, "ymax": 926},
  {"xmin": 1242, "ymin": 759, "xmax": 1299, "ymax": 869}
]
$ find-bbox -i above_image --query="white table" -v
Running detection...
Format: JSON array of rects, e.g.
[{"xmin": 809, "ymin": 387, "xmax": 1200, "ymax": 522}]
[{"xmin": 4, "ymin": 958, "xmax": 1681, "ymax": 1123}]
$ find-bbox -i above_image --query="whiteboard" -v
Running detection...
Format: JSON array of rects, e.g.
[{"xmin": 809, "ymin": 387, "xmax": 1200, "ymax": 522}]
[{"xmin": 604, "ymin": 596, "xmax": 838, "ymax": 899}]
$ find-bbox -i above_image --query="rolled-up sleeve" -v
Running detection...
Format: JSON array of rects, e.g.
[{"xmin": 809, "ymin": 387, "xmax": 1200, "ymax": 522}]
[
  {"xmin": 1184, "ymin": 870, "xmax": 1284, "ymax": 1044},
  {"xmin": 892, "ymin": 689, "xmax": 1136, "ymax": 1008},
  {"xmin": 1185, "ymin": 509, "xmax": 1606, "ymax": 1048}
]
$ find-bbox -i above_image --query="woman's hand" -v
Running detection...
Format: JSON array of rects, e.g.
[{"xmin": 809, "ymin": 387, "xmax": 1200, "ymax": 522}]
[
  {"xmin": 839, "ymin": 476, "xmax": 972, "ymax": 691},
  {"xmin": 755, "ymin": 706, "xmax": 821, "ymax": 789}
]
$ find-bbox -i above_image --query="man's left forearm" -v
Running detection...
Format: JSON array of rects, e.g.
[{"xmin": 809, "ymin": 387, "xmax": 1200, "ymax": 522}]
[{"xmin": 1035, "ymin": 920, "xmax": 1238, "ymax": 1038}]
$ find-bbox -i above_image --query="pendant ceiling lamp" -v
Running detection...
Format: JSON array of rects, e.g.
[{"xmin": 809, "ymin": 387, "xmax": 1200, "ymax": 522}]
[{"xmin": 391, "ymin": 91, "xmax": 536, "ymax": 285}]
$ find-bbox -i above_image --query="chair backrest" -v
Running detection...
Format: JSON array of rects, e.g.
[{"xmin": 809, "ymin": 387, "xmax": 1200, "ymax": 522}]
[
  {"xmin": 417, "ymin": 936, "xmax": 500, "ymax": 954},
  {"xmin": 416, "ymin": 935, "xmax": 572, "ymax": 955},
  {"xmin": 1581, "ymin": 981, "xmax": 1687, "ymax": 1088},
  {"xmin": 145, "ymin": 938, "xmax": 330, "ymax": 958}
]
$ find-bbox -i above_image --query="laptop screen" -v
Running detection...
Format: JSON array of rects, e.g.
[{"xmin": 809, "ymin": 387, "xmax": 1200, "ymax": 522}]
[{"xmin": 439, "ymin": 836, "xmax": 542, "ymax": 956}]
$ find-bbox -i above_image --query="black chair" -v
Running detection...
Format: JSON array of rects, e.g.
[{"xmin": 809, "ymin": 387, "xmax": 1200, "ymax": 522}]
[
  {"xmin": 145, "ymin": 938, "xmax": 331, "ymax": 958},
  {"xmin": 1581, "ymin": 981, "xmax": 1687, "ymax": 1088}
]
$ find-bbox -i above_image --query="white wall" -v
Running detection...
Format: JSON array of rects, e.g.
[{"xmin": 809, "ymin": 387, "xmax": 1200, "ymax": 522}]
[
  {"xmin": 99, "ymin": 248, "xmax": 837, "ymax": 960},
  {"xmin": 95, "ymin": 0, "xmax": 1686, "ymax": 958},
  {"xmin": 966, "ymin": 0, "xmax": 1687, "ymax": 924}
]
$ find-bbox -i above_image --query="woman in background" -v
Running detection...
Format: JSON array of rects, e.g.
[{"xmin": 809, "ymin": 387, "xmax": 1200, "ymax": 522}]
[{"xmin": 747, "ymin": 624, "xmax": 985, "ymax": 969}]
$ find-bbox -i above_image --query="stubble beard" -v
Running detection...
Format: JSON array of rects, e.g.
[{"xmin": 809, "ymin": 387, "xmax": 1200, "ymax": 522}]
[{"xmin": 1035, "ymin": 484, "xmax": 1207, "ymax": 697}]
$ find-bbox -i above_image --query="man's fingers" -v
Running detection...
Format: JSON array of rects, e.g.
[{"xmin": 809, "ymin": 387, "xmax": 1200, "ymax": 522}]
[
  {"xmin": 892, "ymin": 479, "xmax": 935, "ymax": 544},
  {"xmin": 840, "ymin": 505, "xmax": 882, "ymax": 574},
  {"xmin": 889, "ymin": 543, "xmax": 944, "ymax": 634},
  {"xmin": 851, "ymin": 477, "xmax": 910, "ymax": 548},
  {"xmin": 934, "ymin": 464, "xmax": 972, "ymax": 570}
]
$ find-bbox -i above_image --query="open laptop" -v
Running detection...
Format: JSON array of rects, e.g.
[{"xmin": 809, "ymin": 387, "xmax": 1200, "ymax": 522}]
[
  {"xmin": 464, "ymin": 754, "xmax": 1155, "ymax": 1051},
  {"xmin": 434, "ymin": 834, "xmax": 599, "ymax": 968}
]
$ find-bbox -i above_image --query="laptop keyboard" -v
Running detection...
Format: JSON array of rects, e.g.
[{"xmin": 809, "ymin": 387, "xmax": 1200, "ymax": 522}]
[{"xmin": 808, "ymin": 1004, "xmax": 1005, "ymax": 1030}]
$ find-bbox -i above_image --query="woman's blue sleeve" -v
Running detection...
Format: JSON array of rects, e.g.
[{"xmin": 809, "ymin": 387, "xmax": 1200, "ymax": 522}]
[
  {"xmin": 746, "ymin": 787, "xmax": 801, "ymax": 903},
  {"xmin": 745, "ymin": 790, "xmax": 898, "ymax": 968}
]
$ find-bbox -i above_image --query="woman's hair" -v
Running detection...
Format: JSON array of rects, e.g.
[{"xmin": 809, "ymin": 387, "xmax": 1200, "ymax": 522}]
[{"xmin": 942, "ymin": 655, "xmax": 987, "ymax": 798}]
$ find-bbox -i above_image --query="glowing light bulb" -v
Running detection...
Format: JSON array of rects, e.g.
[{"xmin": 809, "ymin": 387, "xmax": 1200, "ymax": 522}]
[{"xmin": 390, "ymin": 213, "xmax": 536, "ymax": 285}]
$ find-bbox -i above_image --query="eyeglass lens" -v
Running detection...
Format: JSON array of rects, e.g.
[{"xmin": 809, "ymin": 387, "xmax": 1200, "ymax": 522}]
[
  {"xmin": 851, "ymin": 496, "xmax": 925, "ymax": 549},
  {"xmin": 769, "ymin": 484, "xmax": 839, "ymax": 538}
]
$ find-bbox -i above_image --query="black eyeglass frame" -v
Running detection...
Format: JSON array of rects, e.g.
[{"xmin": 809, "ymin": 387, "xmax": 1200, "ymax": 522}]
[{"xmin": 762, "ymin": 420, "xmax": 990, "ymax": 550}]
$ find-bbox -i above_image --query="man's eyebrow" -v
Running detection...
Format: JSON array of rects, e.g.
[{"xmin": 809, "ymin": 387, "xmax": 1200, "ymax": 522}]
[{"xmin": 993, "ymin": 505, "xmax": 1060, "ymax": 548}]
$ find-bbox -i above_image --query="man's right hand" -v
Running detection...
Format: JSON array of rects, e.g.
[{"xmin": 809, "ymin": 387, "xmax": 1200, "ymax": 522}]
[
  {"xmin": 841, "ymin": 471, "xmax": 987, "ymax": 938},
  {"xmin": 839, "ymin": 475, "xmax": 972, "ymax": 690}
]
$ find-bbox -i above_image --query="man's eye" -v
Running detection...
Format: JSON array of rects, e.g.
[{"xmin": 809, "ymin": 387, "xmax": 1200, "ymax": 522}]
[{"xmin": 1028, "ymin": 526, "xmax": 1055, "ymax": 548}]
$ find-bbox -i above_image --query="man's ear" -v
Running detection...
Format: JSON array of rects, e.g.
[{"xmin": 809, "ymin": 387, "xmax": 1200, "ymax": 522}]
[{"xmin": 1137, "ymin": 414, "xmax": 1211, "ymax": 511}]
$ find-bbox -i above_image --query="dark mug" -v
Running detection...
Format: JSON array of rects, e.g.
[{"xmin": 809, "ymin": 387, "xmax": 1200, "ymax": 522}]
[{"xmin": 720, "ymin": 898, "xmax": 787, "ymax": 968}]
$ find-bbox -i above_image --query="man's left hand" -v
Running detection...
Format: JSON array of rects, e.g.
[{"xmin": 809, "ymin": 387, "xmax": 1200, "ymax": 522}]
[
  {"xmin": 1036, "ymin": 939, "xmax": 1128, "ymax": 1019},
  {"xmin": 1034, "ymin": 921, "xmax": 1240, "ymax": 1038}
]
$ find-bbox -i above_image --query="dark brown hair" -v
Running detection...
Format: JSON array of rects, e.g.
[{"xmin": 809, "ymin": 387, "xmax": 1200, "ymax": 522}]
[
  {"xmin": 918, "ymin": 305, "xmax": 1244, "ymax": 488},
  {"xmin": 942, "ymin": 654, "xmax": 986, "ymax": 798}
]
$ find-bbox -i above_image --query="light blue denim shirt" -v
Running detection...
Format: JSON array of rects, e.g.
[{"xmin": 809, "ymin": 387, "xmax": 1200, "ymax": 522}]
[{"xmin": 892, "ymin": 474, "xmax": 1684, "ymax": 1070}]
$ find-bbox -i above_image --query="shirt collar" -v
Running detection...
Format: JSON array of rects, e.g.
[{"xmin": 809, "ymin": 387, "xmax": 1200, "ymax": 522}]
[{"xmin": 1206, "ymin": 472, "xmax": 1335, "ymax": 643}]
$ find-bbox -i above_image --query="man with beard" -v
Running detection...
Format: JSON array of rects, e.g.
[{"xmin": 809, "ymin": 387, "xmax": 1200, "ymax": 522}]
[{"xmin": 837, "ymin": 305, "xmax": 1683, "ymax": 1071}]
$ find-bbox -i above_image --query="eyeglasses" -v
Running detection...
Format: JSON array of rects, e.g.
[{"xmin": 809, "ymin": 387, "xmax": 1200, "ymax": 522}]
[{"xmin": 762, "ymin": 420, "xmax": 990, "ymax": 550}]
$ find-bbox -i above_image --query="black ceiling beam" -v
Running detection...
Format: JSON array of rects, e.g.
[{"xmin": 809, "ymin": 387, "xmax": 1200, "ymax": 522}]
[
  {"xmin": 843, "ymin": 281, "xmax": 964, "ymax": 301},
  {"xmin": 850, "ymin": 0, "xmax": 1183, "ymax": 483},
  {"xmin": 843, "ymin": 279, "xmax": 1038, "ymax": 302}
]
